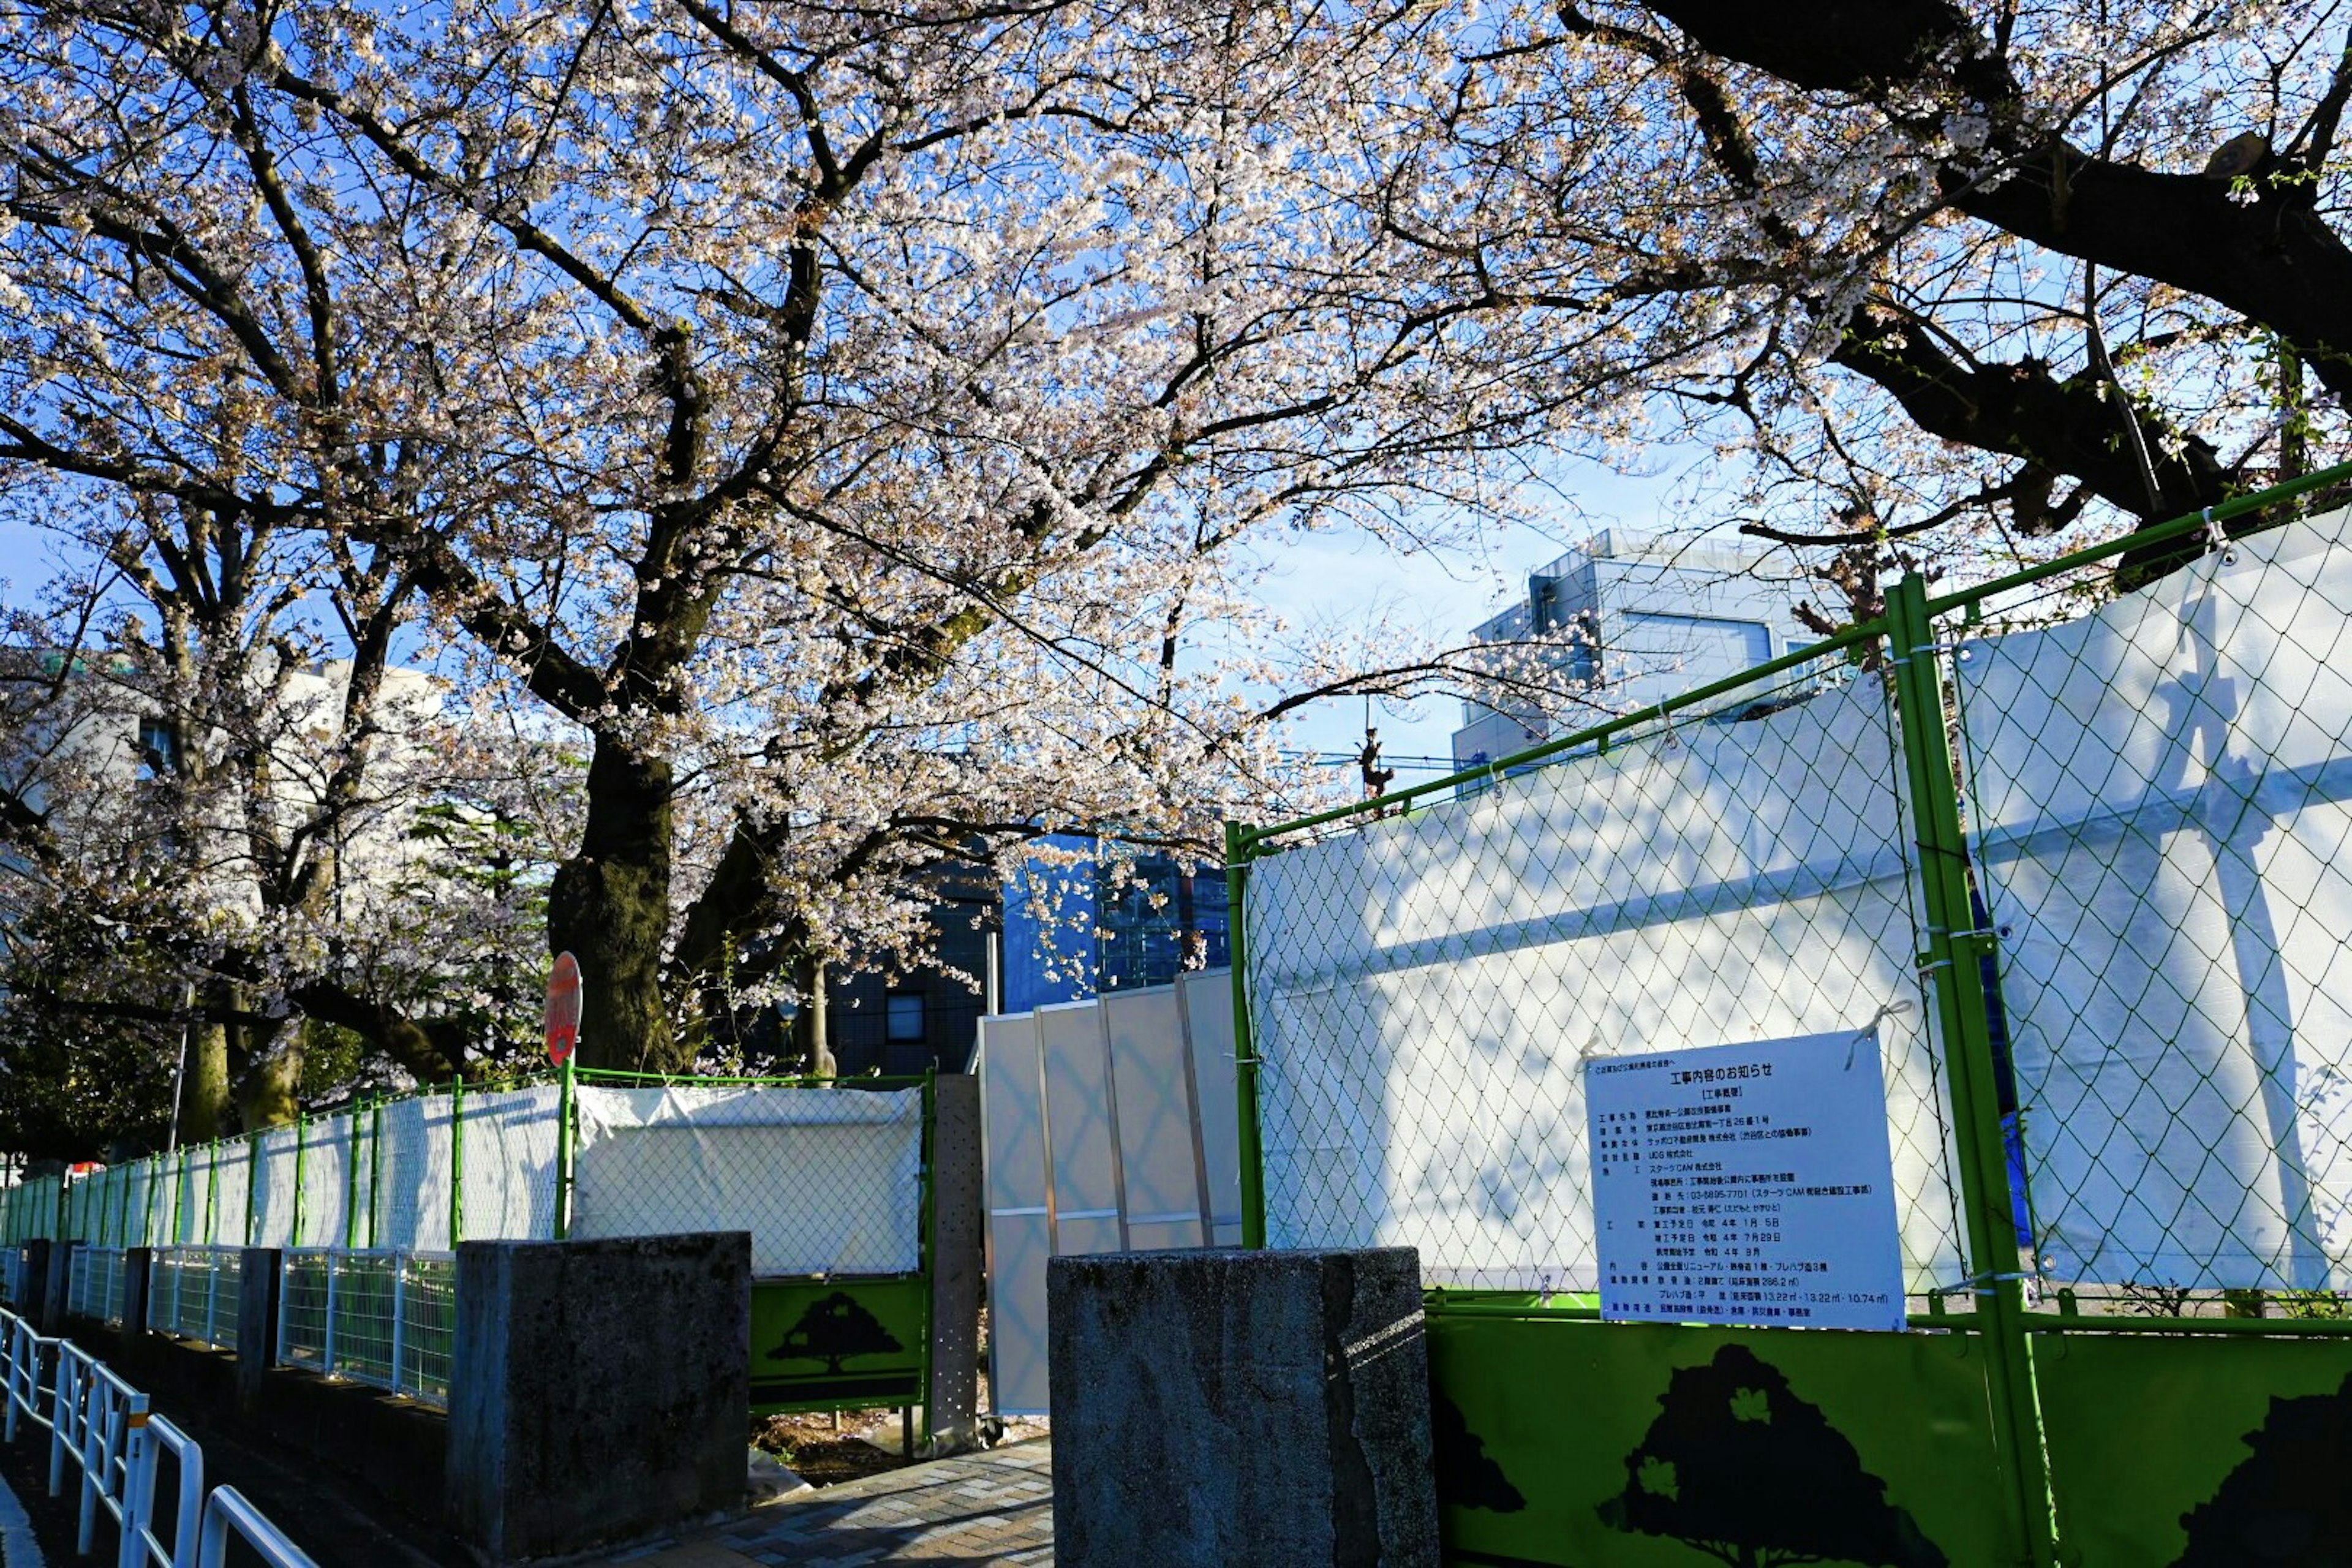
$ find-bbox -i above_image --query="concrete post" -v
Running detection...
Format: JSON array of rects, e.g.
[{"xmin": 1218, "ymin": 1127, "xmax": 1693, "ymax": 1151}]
[
  {"xmin": 445, "ymin": 1232, "xmax": 750, "ymax": 1564},
  {"xmin": 121, "ymin": 1248, "xmax": 154, "ymax": 1343},
  {"xmin": 41, "ymin": 1239, "xmax": 75, "ymax": 1329},
  {"xmin": 928, "ymin": 1074, "xmax": 983, "ymax": 1453},
  {"xmin": 1049, "ymin": 1247, "xmax": 1438, "ymax": 1568},
  {"xmin": 17, "ymin": 1241, "xmax": 53, "ymax": 1333},
  {"xmin": 236, "ymin": 1247, "xmax": 284, "ymax": 1416}
]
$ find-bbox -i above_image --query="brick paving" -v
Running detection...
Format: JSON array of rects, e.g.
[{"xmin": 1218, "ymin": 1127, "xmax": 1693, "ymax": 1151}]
[{"xmin": 605, "ymin": 1441, "xmax": 1054, "ymax": 1567}]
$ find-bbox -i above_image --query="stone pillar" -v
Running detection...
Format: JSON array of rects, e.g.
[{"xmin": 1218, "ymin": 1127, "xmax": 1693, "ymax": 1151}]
[
  {"xmin": 41, "ymin": 1239, "xmax": 76, "ymax": 1330},
  {"xmin": 445, "ymin": 1232, "xmax": 750, "ymax": 1564},
  {"xmin": 1049, "ymin": 1248, "xmax": 1438, "ymax": 1568},
  {"xmin": 928, "ymin": 1074, "xmax": 983, "ymax": 1452},
  {"xmin": 236, "ymin": 1247, "xmax": 284, "ymax": 1415}
]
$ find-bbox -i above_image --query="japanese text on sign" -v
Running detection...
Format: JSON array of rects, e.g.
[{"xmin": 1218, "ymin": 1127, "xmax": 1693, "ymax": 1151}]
[{"xmin": 1586, "ymin": 1031, "xmax": 1907, "ymax": 1333}]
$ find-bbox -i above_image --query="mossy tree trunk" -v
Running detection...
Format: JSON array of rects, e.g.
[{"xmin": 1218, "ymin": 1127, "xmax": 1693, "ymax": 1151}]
[{"xmin": 548, "ymin": 736, "xmax": 682, "ymax": 1072}]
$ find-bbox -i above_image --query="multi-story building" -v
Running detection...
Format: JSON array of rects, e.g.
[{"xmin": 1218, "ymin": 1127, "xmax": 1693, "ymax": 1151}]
[
  {"xmin": 1450, "ymin": 531, "xmax": 1813, "ymax": 782},
  {"xmin": 998, "ymin": 835, "xmax": 1230, "ymax": 1016}
]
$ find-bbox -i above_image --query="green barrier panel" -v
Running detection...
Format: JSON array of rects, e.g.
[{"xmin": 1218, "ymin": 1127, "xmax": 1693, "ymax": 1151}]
[
  {"xmin": 2033, "ymin": 1329, "xmax": 2352, "ymax": 1566},
  {"xmin": 1430, "ymin": 1313, "xmax": 2024, "ymax": 1568},
  {"xmin": 749, "ymin": 1274, "xmax": 927, "ymax": 1415}
]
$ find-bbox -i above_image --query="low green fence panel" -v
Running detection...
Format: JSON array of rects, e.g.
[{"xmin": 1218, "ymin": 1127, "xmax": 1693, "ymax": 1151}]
[
  {"xmin": 2030, "ymin": 1328, "xmax": 2352, "ymax": 1566},
  {"xmin": 749, "ymin": 1274, "xmax": 930, "ymax": 1415},
  {"xmin": 1430, "ymin": 1310, "xmax": 2021, "ymax": 1568}
]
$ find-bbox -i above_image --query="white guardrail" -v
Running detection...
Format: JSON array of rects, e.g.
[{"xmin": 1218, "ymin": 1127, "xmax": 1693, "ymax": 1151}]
[{"xmin": 2, "ymin": 1305, "xmax": 316, "ymax": 1568}]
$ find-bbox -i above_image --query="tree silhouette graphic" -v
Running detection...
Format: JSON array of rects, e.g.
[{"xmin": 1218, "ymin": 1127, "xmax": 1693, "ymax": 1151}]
[
  {"xmin": 2173, "ymin": 1369, "xmax": 2352, "ymax": 1565},
  {"xmin": 1432, "ymin": 1392, "xmax": 1526, "ymax": 1513},
  {"xmin": 1596, "ymin": 1344, "xmax": 1947, "ymax": 1568},
  {"xmin": 767, "ymin": 1291, "xmax": 905, "ymax": 1374}
]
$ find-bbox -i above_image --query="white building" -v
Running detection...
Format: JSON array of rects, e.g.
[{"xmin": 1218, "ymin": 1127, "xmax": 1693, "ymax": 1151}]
[{"xmin": 1450, "ymin": 532, "xmax": 1814, "ymax": 776}]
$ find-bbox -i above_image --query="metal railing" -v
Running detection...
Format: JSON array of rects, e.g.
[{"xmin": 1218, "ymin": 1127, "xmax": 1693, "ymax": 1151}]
[
  {"xmin": 147, "ymin": 1249, "xmax": 243, "ymax": 1351},
  {"xmin": 126, "ymin": 1413, "xmax": 204, "ymax": 1568},
  {"xmin": 2, "ymin": 1306, "xmax": 314, "ymax": 1567},
  {"xmin": 277, "ymin": 1248, "xmax": 456, "ymax": 1406},
  {"xmin": 67, "ymin": 1246, "xmax": 129, "ymax": 1327},
  {"xmin": 198, "ymin": 1487, "xmax": 316, "ymax": 1567}
]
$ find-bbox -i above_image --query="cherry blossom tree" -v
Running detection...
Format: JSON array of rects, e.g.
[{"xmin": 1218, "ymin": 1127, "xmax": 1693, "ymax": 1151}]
[
  {"xmin": 1378, "ymin": 0, "xmax": 2350, "ymax": 603},
  {"xmin": 0, "ymin": 0, "xmax": 1589, "ymax": 1076},
  {"xmin": 0, "ymin": 505, "xmax": 560, "ymax": 1136}
]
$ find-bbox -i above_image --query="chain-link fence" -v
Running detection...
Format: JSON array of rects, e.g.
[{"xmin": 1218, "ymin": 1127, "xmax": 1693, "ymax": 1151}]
[
  {"xmin": 148, "ymin": 1246, "xmax": 244, "ymax": 1349},
  {"xmin": 568, "ymin": 1081, "xmax": 927, "ymax": 1276},
  {"xmin": 12, "ymin": 1077, "xmax": 565, "ymax": 1258},
  {"xmin": 66, "ymin": 1241, "xmax": 130, "ymax": 1335},
  {"xmin": 1237, "ymin": 479, "xmax": 2352, "ymax": 1327},
  {"xmin": 65, "ymin": 1245, "xmax": 127, "ymax": 1327},
  {"xmin": 1941, "ymin": 500, "xmax": 2352, "ymax": 1317},
  {"xmin": 1240, "ymin": 643, "xmax": 1975, "ymax": 1310}
]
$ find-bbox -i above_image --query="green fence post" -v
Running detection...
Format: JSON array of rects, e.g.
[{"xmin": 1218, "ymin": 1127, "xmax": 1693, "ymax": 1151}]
[
  {"xmin": 345, "ymin": 1106, "xmax": 363, "ymax": 1250},
  {"xmin": 554, "ymin": 1058, "xmax": 579, "ymax": 1240},
  {"xmin": 450, "ymin": 1077, "xmax": 466, "ymax": 1247},
  {"xmin": 371, "ymin": 1099, "xmax": 385, "ymax": 1248},
  {"xmin": 294, "ymin": 1112, "xmax": 309, "ymax": 1248},
  {"xmin": 1223, "ymin": 820, "xmax": 1267, "ymax": 1250},
  {"xmin": 1888, "ymin": 573, "xmax": 2057, "ymax": 1568},
  {"xmin": 244, "ymin": 1136, "xmax": 260, "ymax": 1246}
]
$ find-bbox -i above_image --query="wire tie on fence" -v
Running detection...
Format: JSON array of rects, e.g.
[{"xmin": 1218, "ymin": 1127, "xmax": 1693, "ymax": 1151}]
[
  {"xmin": 1957, "ymin": 1270, "xmax": 2036, "ymax": 1295},
  {"xmin": 2203, "ymin": 506, "xmax": 2238, "ymax": 565},
  {"xmin": 1844, "ymin": 1000, "xmax": 1915, "ymax": 1067}
]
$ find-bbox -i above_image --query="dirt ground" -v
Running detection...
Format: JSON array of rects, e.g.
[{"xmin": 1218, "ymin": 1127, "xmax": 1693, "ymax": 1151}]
[{"xmin": 750, "ymin": 1309, "xmax": 1048, "ymax": 1487}]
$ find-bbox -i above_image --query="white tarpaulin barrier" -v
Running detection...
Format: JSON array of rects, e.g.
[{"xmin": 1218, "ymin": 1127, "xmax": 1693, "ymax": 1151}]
[
  {"xmin": 249, "ymin": 1125, "xmax": 300, "ymax": 1248},
  {"xmin": 455, "ymin": 1085, "xmax": 563, "ymax": 1242},
  {"xmin": 974, "ymin": 970, "xmax": 1241, "ymax": 1416},
  {"xmin": 1961, "ymin": 506, "xmax": 2352, "ymax": 1291},
  {"xmin": 570, "ymin": 1085, "xmax": 924, "ymax": 1277},
  {"xmin": 372, "ymin": 1093, "xmax": 458, "ymax": 1251},
  {"xmin": 1246, "ymin": 677, "xmax": 1966, "ymax": 1294}
]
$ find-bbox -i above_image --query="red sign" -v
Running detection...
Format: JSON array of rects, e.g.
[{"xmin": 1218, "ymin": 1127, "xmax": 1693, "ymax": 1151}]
[{"xmin": 545, "ymin": 952, "xmax": 582, "ymax": 1066}]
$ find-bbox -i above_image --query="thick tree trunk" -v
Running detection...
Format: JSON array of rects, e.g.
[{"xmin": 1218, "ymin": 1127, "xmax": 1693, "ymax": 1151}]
[
  {"xmin": 548, "ymin": 734, "xmax": 682, "ymax": 1071},
  {"xmin": 180, "ymin": 1016, "xmax": 231, "ymax": 1144},
  {"xmin": 235, "ymin": 1042, "xmax": 302, "ymax": 1132}
]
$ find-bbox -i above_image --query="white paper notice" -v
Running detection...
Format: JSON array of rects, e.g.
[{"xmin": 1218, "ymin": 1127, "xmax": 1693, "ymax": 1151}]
[{"xmin": 1587, "ymin": 1031, "xmax": 1908, "ymax": 1332}]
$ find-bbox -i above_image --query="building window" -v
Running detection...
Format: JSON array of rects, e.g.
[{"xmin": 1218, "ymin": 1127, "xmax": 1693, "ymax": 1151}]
[
  {"xmin": 137, "ymin": 715, "xmax": 180, "ymax": 776},
  {"xmin": 886, "ymin": 990, "xmax": 926, "ymax": 1043}
]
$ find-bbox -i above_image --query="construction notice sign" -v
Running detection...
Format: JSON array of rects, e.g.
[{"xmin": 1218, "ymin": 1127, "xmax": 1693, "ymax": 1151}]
[{"xmin": 1586, "ymin": 1031, "xmax": 1907, "ymax": 1333}]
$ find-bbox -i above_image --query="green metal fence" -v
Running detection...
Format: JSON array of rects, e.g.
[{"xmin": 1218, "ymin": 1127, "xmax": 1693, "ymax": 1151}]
[
  {"xmin": 1228, "ymin": 462, "xmax": 2352, "ymax": 1568},
  {"xmin": 3, "ymin": 1066, "xmax": 939, "ymax": 1425}
]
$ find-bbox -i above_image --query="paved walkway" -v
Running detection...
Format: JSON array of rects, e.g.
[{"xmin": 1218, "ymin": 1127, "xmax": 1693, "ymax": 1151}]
[
  {"xmin": 0, "ymin": 1467, "xmax": 40, "ymax": 1568},
  {"xmin": 607, "ymin": 1441, "xmax": 1054, "ymax": 1567}
]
